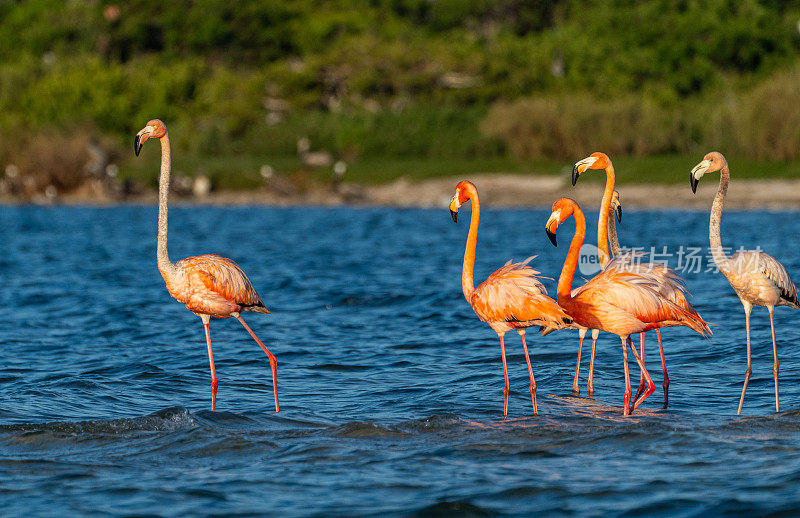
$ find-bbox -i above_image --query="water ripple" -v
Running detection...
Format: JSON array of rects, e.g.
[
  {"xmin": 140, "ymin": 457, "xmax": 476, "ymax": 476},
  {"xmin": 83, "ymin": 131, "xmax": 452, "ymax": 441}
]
[{"xmin": 2, "ymin": 206, "xmax": 800, "ymax": 515}]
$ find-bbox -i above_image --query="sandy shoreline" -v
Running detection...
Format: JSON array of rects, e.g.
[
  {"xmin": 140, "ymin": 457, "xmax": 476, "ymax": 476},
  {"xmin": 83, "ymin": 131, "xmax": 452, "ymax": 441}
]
[{"xmin": 3, "ymin": 174, "xmax": 799, "ymax": 209}]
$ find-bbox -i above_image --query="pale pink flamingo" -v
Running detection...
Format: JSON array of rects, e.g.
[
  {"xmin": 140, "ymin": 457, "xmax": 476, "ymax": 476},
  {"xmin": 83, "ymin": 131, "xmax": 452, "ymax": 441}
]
[
  {"xmin": 546, "ymin": 198, "xmax": 710, "ymax": 415},
  {"xmin": 691, "ymin": 151, "xmax": 798, "ymax": 414},
  {"xmin": 450, "ymin": 181, "xmax": 572, "ymax": 418},
  {"xmin": 572, "ymin": 152, "xmax": 710, "ymax": 408},
  {"xmin": 134, "ymin": 119, "xmax": 279, "ymax": 412}
]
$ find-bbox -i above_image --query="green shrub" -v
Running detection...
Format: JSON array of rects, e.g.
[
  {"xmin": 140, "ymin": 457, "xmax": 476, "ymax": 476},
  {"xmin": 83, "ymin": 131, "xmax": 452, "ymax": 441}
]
[
  {"xmin": 727, "ymin": 65, "xmax": 800, "ymax": 160},
  {"xmin": 480, "ymin": 94, "xmax": 695, "ymax": 160}
]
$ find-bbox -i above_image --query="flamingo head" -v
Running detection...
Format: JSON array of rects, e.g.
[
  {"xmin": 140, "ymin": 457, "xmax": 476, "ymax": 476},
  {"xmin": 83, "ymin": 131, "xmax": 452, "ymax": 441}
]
[
  {"xmin": 449, "ymin": 180, "xmax": 475, "ymax": 223},
  {"xmin": 611, "ymin": 189, "xmax": 622, "ymax": 223},
  {"xmin": 572, "ymin": 151, "xmax": 610, "ymax": 186},
  {"xmin": 545, "ymin": 197, "xmax": 577, "ymax": 246},
  {"xmin": 690, "ymin": 151, "xmax": 727, "ymax": 193},
  {"xmin": 134, "ymin": 119, "xmax": 167, "ymax": 156}
]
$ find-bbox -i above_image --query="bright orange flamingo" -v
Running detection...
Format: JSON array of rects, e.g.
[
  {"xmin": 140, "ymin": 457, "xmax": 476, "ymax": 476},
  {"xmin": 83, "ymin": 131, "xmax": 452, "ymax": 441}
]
[
  {"xmin": 540, "ymin": 191, "xmax": 621, "ymax": 397},
  {"xmin": 691, "ymin": 152, "xmax": 798, "ymax": 414},
  {"xmin": 564, "ymin": 191, "xmax": 621, "ymax": 397},
  {"xmin": 572, "ymin": 152, "xmax": 710, "ymax": 408},
  {"xmin": 134, "ymin": 119, "xmax": 279, "ymax": 412},
  {"xmin": 545, "ymin": 198, "xmax": 710, "ymax": 415},
  {"xmin": 450, "ymin": 181, "xmax": 572, "ymax": 418},
  {"xmin": 549, "ymin": 191, "xmax": 622, "ymax": 397}
]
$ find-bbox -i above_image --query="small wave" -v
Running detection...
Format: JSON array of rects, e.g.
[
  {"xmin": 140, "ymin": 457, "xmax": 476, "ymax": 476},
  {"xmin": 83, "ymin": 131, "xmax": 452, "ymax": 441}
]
[
  {"xmin": 308, "ymin": 363, "xmax": 372, "ymax": 372},
  {"xmin": 192, "ymin": 409, "xmax": 259, "ymax": 428},
  {"xmin": 325, "ymin": 414, "xmax": 468, "ymax": 440},
  {"xmin": 411, "ymin": 501, "xmax": 494, "ymax": 517},
  {"xmin": 495, "ymin": 485, "xmax": 570, "ymax": 498},
  {"xmin": 0, "ymin": 406, "xmax": 194, "ymax": 436},
  {"xmin": 331, "ymin": 421, "xmax": 411, "ymax": 438},
  {"xmin": 333, "ymin": 293, "xmax": 414, "ymax": 308},
  {"xmin": 395, "ymin": 414, "xmax": 465, "ymax": 434}
]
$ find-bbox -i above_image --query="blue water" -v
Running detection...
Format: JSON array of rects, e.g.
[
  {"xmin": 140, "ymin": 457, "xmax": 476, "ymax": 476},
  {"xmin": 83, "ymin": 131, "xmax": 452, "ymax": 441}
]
[{"xmin": 1, "ymin": 205, "xmax": 800, "ymax": 516}]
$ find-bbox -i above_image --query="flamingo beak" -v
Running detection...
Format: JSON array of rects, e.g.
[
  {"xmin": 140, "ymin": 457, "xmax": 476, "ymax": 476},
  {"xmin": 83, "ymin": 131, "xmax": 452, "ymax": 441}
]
[
  {"xmin": 134, "ymin": 127, "xmax": 154, "ymax": 157},
  {"xmin": 572, "ymin": 157, "xmax": 597, "ymax": 186},
  {"xmin": 545, "ymin": 211, "xmax": 560, "ymax": 246},
  {"xmin": 449, "ymin": 194, "xmax": 460, "ymax": 223},
  {"xmin": 616, "ymin": 204, "xmax": 623, "ymax": 223},
  {"xmin": 546, "ymin": 227, "xmax": 557, "ymax": 247},
  {"xmin": 690, "ymin": 160, "xmax": 710, "ymax": 194}
]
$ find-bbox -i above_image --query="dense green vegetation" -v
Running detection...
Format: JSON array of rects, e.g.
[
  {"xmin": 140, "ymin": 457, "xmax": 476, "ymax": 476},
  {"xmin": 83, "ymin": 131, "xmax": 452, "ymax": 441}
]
[{"xmin": 1, "ymin": 0, "xmax": 800, "ymax": 191}]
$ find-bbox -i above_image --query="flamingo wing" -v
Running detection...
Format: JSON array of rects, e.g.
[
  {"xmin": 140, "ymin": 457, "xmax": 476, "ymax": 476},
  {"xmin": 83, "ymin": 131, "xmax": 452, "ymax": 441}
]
[
  {"xmin": 178, "ymin": 254, "xmax": 269, "ymax": 313},
  {"xmin": 608, "ymin": 252, "xmax": 700, "ymax": 310},
  {"xmin": 732, "ymin": 251, "xmax": 799, "ymax": 308},
  {"xmin": 471, "ymin": 256, "xmax": 572, "ymax": 329},
  {"xmin": 573, "ymin": 267, "xmax": 710, "ymax": 336},
  {"xmin": 573, "ymin": 270, "xmax": 663, "ymax": 315}
]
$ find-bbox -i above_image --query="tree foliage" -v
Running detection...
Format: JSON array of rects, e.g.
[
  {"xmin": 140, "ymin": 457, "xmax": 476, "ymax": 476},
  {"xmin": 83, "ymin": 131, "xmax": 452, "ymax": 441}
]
[{"xmin": 1, "ymin": 0, "xmax": 800, "ymax": 164}]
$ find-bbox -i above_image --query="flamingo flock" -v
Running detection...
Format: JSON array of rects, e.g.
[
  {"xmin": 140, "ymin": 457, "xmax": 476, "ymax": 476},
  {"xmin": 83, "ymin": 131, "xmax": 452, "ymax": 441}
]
[
  {"xmin": 451, "ymin": 150, "xmax": 796, "ymax": 418},
  {"xmin": 134, "ymin": 119, "xmax": 797, "ymax": 418}
]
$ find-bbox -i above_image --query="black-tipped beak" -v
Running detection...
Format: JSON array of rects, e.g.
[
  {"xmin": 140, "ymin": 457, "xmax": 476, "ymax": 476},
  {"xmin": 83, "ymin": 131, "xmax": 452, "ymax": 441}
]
[
  {"xmin": 571, "ymin": 165, "xmax": 579, "ymax": 186},
  {"xmin": 616, "ymin": 205, "xmax": 623, "ymax": 223},
  {"xmin": 450, "ymin": 209, "xmax": 458, "ymax": 223},
  {"xmin": 546, "ymin": 227, "xmax": 557, "ymax": 247},
  {"xmin": 134, "ymin": 134, "xmax": 142, "ymax": 156},
  {"xmin": 690, "ymin": 172, "xmax": 698, "ymax": 194}
]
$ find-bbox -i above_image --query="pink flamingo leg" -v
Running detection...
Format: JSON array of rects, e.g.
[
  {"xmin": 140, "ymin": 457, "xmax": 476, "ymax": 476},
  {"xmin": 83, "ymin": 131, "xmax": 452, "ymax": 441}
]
[
  {"xmin": 656, "ymin": 329, "xmax": 669, "ymax": 408},
  {"xmin": 234, "ymin": 313, "xmax": 279, "ymax": 412},
  {"xmin": 737, "ymin": 303, "xmax": 752, "ymax": 415},
  {"xmin": 769, "ymin": 306, "xmax": 779, "ymax": 412},
  {"xmin": 572, "ymin": 329, "xmax": 586, "ymax": 395},
  {"xmin": 587, "ymin": 331, "xmax": 597, "ymax": 396},
  {"xmin": 633, "ymin": 332, "xmax": 646, "ymax": 402},
  {"xmin": 499, "ymin": 334, "xmax": 510, "ymax": 420},
  {"xmin": 202, "ymin": 316, "xmax": 218, "ymax": 411},
  {"xmin": 621, "ymin": 336, "xmax": 632, "ymax": 416},
  {"xmin": 628, "ymin": 337, "xmax": 655, "ymax": 411},
  {"xmin": 519, "ymin": 331, "xmax": 538, "ymax": 415}
]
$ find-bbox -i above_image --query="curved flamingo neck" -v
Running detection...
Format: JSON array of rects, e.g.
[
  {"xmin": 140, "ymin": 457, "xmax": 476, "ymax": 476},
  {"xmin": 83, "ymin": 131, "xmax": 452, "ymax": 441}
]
[
  {"xmin": 597, "ymin": 163, "xmax": 615, "ymax": 267},
  {"xmin": 157, "ymin": 133, "xmax": 177, "ymax": 279},
  {"xmin": 709, "ymin": 161, "xmax": 732, "ymax": 274},
  {"xmin": 608, "ymin": 210, "xmax": 621, "ymax": 256},
  {"xmin": 460, "ymin": 186, "xmax": 480, "ymax": 301},
  {"xmin": 557, "ymin": 202, "xmax": 586, "ymax": 304}
]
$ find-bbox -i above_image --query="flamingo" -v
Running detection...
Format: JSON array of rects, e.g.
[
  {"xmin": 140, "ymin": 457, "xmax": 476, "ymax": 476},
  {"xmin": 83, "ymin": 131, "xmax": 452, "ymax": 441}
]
[
  {"xmin": 545, "ymin": 198, "xmax": 710, "ymax": 415},
  {"xmin": 607, "ymin": 189, "xmax": 712, "ymax": 406},
  {"xmin": 134, "ymin": 119, "xmax": 279, "ymax": 412},
  {"xmin": 572, "ymin": 152, "xmax": 711, "ymax": 408},
  {"xmin": 564, "ymin": 191, "xmax": 622, "ymax": 397},
  {"xmin": 690, "ymin": 152, "xmax": 798, "ymax": 414},
  {"xmin": 449, "ymin": 181, "xmax": 572, "ymax": 418},
  {"xmin": 542, "ymin": 191, "xmax": 621, "ymax": 398}
]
